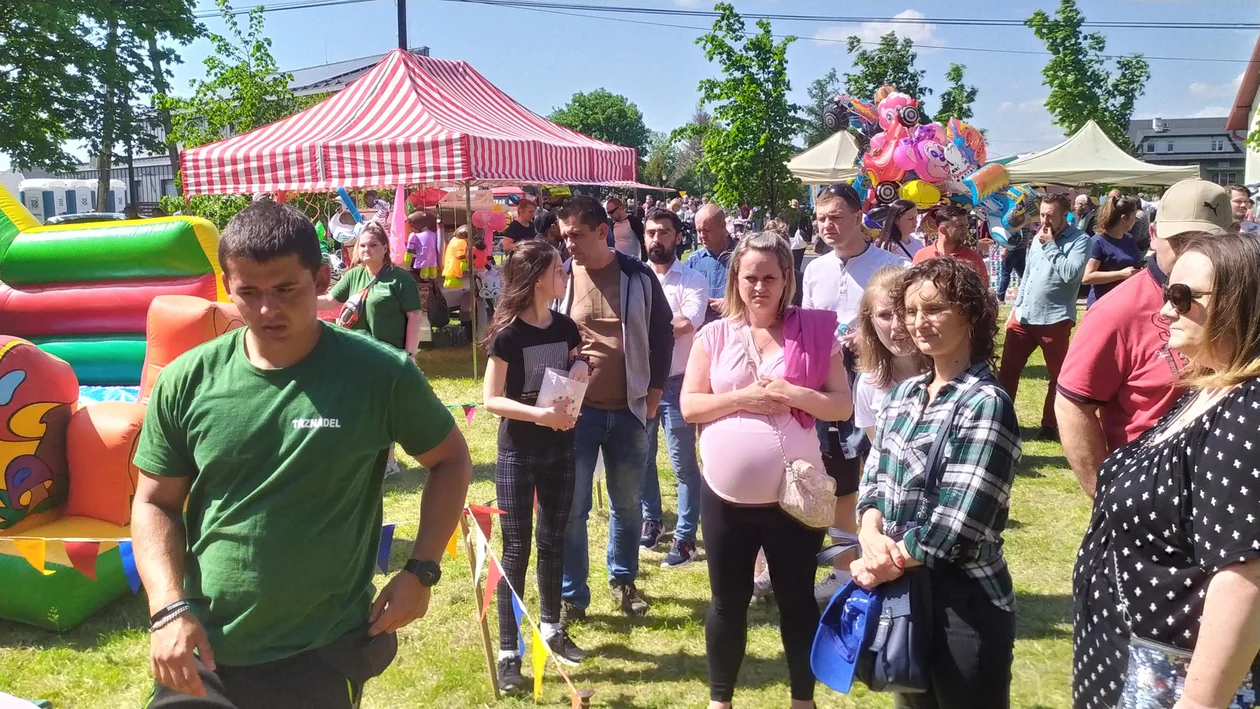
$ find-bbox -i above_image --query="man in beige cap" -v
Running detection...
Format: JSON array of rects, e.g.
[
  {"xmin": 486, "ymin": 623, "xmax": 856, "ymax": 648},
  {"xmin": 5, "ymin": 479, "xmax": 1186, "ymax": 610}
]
[{"xmin": 1055, "ymin": 179, "xmax": 1233, "ymax": 496}]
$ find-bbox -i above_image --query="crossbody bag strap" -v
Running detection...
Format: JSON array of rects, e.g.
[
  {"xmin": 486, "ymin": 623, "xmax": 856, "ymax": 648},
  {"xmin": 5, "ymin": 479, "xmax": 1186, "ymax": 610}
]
[{"xmin": 918, "ymin": 375, "xmax": 986, "ymax": 517}]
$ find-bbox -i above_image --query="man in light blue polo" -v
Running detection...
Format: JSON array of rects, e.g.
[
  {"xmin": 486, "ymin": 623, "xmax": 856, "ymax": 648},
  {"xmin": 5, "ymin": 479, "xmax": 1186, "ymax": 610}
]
[
  {"xmin": 684, "ymin": 204, "xmax": 736, "ymax": 321},
  {"xmin": 997, "ymin": 192, "xmax": 1091, "ymax": 440}
]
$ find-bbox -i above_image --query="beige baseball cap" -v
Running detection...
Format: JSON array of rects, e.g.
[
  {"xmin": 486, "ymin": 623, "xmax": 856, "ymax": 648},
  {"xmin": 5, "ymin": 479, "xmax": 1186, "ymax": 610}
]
[{"xmin": 1155, "ymin": 178, "xmax": 1232, "ymax": 239}]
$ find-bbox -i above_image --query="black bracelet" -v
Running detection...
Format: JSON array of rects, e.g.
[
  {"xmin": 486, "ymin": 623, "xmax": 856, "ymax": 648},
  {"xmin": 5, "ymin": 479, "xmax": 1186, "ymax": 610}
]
[
  {"xmin": 149, "ymin": 599, "xmax": 191, "ymax": 627},
  {"xmin": 149, "ymin": 607, "xmax": 192, "ymax": 633}
]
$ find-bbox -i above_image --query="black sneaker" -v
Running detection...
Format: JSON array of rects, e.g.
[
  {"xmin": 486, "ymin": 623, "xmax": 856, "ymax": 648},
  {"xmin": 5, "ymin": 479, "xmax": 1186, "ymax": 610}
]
[
  {"xmin": 610, "ymin": 581, "xmax": 649, "ymax": 616},
  {"xmin": 544, "ymin": 629, "xmax": 588, "ymax": 666},
  {"xmin": 661, "ymin": 538, "xmax": 699, "ymax": 568},
  {"xmin": 640, "ymin": 520, "xmax": 663, "ymax": 549},
  {"xmin": 497, "ymin": 656, "xmax": 524, "ymax": 695},
  {"xmin": 560, "ymin": 601, "xmax": 585, "ymax": 628}
]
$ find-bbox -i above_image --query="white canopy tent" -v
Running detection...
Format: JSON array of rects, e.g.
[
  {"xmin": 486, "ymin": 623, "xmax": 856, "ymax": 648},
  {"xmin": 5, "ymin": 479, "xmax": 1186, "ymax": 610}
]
[
  {"xmin": 1005, "ymin": 120, "xmax": 1200, "ymax": 187},
  {"xmin": 787, "ymin": 130, "xmax": 861, "ymax": 184}
]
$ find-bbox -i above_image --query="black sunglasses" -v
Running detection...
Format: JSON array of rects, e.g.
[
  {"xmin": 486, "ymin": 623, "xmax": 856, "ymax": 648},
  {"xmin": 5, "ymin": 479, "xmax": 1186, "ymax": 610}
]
[
  {"xmin": 823, "ymin": 184, "xmax": 860, "ymax": 200},
  {"xmin": 1163, "ymin": 283, "xmax": 1212, "ymax": 314}
]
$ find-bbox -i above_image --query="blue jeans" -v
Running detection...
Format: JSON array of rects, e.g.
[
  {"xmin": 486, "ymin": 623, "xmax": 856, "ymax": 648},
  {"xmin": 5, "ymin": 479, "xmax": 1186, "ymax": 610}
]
[
  {"xmin": 640, "ymin": 375, "xmax": 702, "ymax": 543},
  {"xmin": 562, "ymin": 406, "xmax": 650, "ymax": 609},
  {"xmin": 997, "ymin": 246, "xmax": 1026, "ymax": 302}
]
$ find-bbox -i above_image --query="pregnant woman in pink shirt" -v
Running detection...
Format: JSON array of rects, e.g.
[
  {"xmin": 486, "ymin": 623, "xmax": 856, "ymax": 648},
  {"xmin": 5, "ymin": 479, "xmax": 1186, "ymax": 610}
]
[{"xmin": 681, "ymin": 231, "xmax": 852, "ymax": 709}]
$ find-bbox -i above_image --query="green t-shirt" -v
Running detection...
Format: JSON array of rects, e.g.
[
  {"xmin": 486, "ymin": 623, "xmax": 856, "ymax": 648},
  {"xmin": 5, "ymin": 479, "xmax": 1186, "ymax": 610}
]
[
  {"xmin": 329, "ymin": 264, "xmax": 423, "ymax": 350},
  {"xmin": 132, "ymin": 323, "xmax": 454, "ymax": 666}
]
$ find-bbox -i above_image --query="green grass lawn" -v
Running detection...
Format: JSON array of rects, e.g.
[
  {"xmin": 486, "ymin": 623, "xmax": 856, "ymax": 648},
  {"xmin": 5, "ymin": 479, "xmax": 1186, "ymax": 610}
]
[{"xmin": 0, "ymin": 328, "xmax": 1091, "ymax": 708}]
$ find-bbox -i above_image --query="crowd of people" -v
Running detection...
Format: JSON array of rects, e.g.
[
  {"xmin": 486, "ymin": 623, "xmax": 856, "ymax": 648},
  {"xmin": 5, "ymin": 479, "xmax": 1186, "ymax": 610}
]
[{"xmin": 128, "ymin": 175, "xmax": 1260, "ymax": 709}]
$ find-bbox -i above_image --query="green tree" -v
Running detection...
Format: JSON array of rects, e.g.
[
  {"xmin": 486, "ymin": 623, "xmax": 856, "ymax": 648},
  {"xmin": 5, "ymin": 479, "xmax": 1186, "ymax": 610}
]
[
  {"xmin": 159, "ymin": 0, "xmax": 301, "ymax": 225},
  {"xmin": 802, "ymin": 68, "xmax": 841, "ymax": 148},
  {"xmin": 932, "ymin": 63, "xmax": 978, "ymax": 124},
  {"xmin": 1026, "ymin": 0, "xmax": 1149, "ymax": 150},
  {"xmin": 641, "ymin": 131, "xmax": 679, "ymax": 188},
  {"xmin": 549, "ymin": 89, "xmax": 651, "ymax": 158},
  {"xmin": 671, "ymin": 106, "xmax": 714, "ymax": 196},
  {"xmin": 691, "ymin": 3, "xmax": 801, "ymax": 211},
  {"xmin": 844, "ymin": 32, "xmax": 930, "ymax": 109}
]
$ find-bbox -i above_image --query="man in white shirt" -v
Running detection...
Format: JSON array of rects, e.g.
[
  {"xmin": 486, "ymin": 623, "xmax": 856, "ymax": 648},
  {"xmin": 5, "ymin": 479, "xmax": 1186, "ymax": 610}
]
[
  {"xmin": 638, "ymin": 208, "xmax": 708, "ymax": 568},
  {"xmin": 800, "ymin": 184, "xmax": 908, "ymax": 602}
]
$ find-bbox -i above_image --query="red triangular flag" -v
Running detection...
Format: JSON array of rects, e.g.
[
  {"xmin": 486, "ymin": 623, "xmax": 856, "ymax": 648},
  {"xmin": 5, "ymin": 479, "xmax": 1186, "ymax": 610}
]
[
  {"xmin": 64, "ymin": 541, "xmax": 101, "ymax": 580},
  {"xmin": 480, "ymin": 557, "xmax": 504, "ymax": 622},
  {"xmin": 463, "ymin": 405, "xmax": 475, "ymax": 424},
  {"xmin": 466, "ymin": 503, "xmax": 505, "ymax": 542}
]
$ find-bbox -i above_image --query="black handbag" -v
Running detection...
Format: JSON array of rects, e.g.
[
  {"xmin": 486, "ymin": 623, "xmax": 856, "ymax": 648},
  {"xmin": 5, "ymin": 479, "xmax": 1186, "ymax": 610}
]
[{"xmin": 818, "ymin": 376, "xmax": 986, "ymax": 694}]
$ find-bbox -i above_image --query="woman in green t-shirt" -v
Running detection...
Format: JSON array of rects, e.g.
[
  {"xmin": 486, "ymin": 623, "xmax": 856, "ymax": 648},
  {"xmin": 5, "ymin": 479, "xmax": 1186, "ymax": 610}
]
[{"xmin": 319, "ymin": 222, "xmax": 425, "ymax": 354}]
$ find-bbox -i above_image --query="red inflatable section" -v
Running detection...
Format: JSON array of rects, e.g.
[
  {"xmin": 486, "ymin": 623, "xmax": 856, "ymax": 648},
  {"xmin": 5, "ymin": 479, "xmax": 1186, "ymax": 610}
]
[
  {"xmin": 65, "ymin": 402, "xmax": 145, "ymax": 527},
  {"xmin": 139, "ymin": 296, "xmax": 245, "ymax": 403},
  {"xmin": 0, "ymin": 276, "xmax": 219, "ymax": 337}
]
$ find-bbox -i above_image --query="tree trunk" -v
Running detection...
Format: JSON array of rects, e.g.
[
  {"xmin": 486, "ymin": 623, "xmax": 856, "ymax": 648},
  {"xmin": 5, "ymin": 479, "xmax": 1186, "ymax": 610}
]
[
  {"xmin": 95, "ymin": 14, "xmax": 119, "ymax": 213},
  {"xmin": 148, "ymin": 36, "xmax": 181, "ymax": 198}
]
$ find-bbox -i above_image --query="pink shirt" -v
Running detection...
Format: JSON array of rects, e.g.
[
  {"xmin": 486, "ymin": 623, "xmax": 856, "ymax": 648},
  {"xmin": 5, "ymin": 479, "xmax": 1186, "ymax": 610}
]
[
  {"xmin": 694, "ymin": 319, "xmax": 834, "ymax": 505},
  {"xmin": 1056, "ymin": 263, "xmax": 1185, "ymax": 451}
]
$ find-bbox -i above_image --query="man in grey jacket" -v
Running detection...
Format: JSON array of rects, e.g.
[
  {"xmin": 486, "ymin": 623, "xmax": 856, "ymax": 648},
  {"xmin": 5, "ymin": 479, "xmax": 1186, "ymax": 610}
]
[{"xmin": 556, "ymin": 196, "xmax": 674, "ymax": 621}]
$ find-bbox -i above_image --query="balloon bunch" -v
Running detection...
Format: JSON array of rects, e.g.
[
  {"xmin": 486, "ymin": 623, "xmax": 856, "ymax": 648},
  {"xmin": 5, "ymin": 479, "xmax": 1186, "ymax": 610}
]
[{"xmin": 825, "ymin": 85, "xmax": 1039, "ymax": 247}]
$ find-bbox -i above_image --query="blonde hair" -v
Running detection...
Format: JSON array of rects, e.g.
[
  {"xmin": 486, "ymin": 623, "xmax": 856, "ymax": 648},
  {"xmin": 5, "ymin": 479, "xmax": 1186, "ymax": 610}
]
[
  {"xmin": 1178, "ymin": 233, "xmax": 1260, "ymax": 389},
  {"xmin": 855, "ymin": 266, "xmax": 927, "ymax": 388},
  {"xmin": 720, "ymin": 231, "xmax": 796, "ymax": 321}
]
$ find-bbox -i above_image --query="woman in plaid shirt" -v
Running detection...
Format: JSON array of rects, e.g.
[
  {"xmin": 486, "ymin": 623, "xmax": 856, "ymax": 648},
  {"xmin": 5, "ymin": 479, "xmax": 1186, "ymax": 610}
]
[{"xmin": 852, "ymin": 257, "xmax": 1022, "ymax": 708}]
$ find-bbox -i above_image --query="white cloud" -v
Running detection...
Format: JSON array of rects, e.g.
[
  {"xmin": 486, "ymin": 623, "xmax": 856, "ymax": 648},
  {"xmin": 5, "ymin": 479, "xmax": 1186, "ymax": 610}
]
[
  {"xmin": 1188, "ymin": 71, "xmax": 1243, "ymax": 100},
  {"xmin": 814, "ymin": 9, "xmax": 942, "ymax": 52},
  {"xmin": 1192, "ymin": 105, "xmax": 1229, "ymax": 118},
  {"xmin": 998, "ymin": 98, "xmax": 1047, "ymax": 114}
]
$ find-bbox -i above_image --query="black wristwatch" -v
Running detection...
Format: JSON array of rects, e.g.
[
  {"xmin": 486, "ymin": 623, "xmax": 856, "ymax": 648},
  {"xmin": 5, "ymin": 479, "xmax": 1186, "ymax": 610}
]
[{"xmin": 403, "ymin": 559, "xmax": 442, "ymax": 587}]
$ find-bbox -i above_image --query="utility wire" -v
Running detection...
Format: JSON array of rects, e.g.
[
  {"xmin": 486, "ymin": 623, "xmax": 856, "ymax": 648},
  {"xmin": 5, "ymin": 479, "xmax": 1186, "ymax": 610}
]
[{"xmin": 191, "ymin": 0, "xmax": 1258, "ymax": 64}]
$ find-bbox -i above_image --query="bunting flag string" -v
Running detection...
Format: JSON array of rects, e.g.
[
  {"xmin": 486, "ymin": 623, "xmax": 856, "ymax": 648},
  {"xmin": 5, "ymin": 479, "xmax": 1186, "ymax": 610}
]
[
  {"xmin": 462, "ymin": 506, "xmax": 582, "ymax": 702},
  {"xmin": 64, "ymin": 541, "xmax": 101, "ymax": 581},
  {"xmin": 376, "ymin": 523, "xmax": 396, "ymax": 574},
  {"xmin": 11, "ymin": 539, "xmax": 53, "ymax": 576},
  {"xmin": 117, "ymin": 540, "xmax": 141, "ymax": 594}
]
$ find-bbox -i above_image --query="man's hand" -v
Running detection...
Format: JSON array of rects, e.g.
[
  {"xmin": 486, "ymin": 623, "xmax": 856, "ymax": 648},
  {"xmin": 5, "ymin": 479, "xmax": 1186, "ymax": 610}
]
[
  {"xmin": 369, "ymin": 572, "xmax": 432, "ymax": 636},
  {"xmin": 150, "ymin": 614, "xmax": 215, "ymax": 697},
  {"xmin": 1038, "ymin": 223, "xmax": 1055, "ymax": 245}
]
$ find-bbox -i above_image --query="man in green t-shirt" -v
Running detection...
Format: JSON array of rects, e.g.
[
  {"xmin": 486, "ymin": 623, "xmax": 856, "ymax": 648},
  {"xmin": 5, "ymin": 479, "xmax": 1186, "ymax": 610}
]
[{"xmin": 132, "ymin": 201, "xmax": 472, "ymax": 709}]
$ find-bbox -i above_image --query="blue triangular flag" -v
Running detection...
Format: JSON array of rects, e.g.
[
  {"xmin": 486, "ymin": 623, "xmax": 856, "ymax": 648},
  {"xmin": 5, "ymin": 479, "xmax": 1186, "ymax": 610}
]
[
  {"xmin": 510, "ymin": 592, "xmax": 526, "ymax": 657},
  {"xmin": 377, "ymin": 523, "xmax": 396, "ymax": 574},
  {"xmin": 118, "ymin": 540, "xmax": 141, "ymax": 594}
]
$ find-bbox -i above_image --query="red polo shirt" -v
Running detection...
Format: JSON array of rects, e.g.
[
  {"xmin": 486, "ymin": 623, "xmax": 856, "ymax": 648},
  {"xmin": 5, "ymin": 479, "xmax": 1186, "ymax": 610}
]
[
  {"xmin": 912, "ymin": 242, "xmax": 990, "ymax": 289},
  {"xmin": 1056, "ymin": 259, "xmax": 1185, "ymax": 451}
]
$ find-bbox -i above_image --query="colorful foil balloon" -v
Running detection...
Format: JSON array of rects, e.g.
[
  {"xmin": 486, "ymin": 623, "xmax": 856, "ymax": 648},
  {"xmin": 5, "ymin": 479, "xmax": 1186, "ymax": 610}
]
[
  {"xmin": 946, "ymin": 118, "xmax": 987, "ymax": 166},
  {"xmin": 900, "ymin": 180, "xmax": 942, "ymax": 209},
  {"xmin": 963, "ymin": 163, "xmax": 1010, "ymax": 204}
]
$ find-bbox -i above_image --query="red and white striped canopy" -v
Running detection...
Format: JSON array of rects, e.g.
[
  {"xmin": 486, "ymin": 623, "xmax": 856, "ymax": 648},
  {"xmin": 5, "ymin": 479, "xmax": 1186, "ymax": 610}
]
[{"xmin": 180, "ymin": 49, "xmax": 641, "ymax": 195}]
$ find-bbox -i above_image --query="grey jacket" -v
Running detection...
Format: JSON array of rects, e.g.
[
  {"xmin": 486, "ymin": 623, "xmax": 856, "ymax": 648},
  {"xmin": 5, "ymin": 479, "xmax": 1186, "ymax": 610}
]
[{"xmin": 559, "ymin": 251, "xmax": 674, "ymax": 426}]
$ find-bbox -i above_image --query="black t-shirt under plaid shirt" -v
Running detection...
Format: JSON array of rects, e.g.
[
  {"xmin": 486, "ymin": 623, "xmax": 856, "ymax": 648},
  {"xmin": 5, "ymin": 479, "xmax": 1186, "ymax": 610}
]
[{"xmin": 857, "ymin": 361, "xmax": 1022, "ymax": 611}]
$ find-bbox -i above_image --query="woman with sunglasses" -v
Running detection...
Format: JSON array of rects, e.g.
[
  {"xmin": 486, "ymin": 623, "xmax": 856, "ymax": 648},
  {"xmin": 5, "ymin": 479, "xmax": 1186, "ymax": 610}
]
[
  {"xmin": 854, "ymin": 256, "xmax": 1020, "ymax": 708},
  {"xmin": 1072, "ymin": 233, "xmax": 1260, "ymax": 709}
]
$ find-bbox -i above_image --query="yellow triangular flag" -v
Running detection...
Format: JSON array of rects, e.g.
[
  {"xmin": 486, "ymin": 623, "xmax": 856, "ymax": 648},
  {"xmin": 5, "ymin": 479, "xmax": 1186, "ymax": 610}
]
[
  {"xmin": 532, "ymin": 626, "xmax": 547, "ymax": 701},
  {"xmin": 13, "ymin": 539, "xmax": 54, "ymax": 575},
  {"xmin": 445, "ymin": 527, "xmax": 460, "ymax": 559}
]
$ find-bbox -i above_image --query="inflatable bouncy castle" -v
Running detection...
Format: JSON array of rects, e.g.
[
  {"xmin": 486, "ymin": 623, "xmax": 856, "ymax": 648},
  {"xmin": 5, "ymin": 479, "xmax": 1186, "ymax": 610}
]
[
  {"xmin": 0, "ymin": 184, "xmax": 225, "ymax": 385},
  {"xmin": 0, "ymin": 297, "xmax": 243, "ymax": 630}
]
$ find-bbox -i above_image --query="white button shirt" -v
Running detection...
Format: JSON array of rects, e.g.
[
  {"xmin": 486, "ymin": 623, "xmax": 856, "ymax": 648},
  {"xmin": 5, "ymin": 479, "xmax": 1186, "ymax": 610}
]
[{"xmin": 654, "ymin": 259, "xmax": 709, "ymax": 377}]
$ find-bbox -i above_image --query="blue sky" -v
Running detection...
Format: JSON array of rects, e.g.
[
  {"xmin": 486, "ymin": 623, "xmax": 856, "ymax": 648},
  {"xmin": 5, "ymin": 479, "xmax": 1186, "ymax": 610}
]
[{"xmin": 57, "ymin": 1, "xmax": 1260, "ymax": 164}]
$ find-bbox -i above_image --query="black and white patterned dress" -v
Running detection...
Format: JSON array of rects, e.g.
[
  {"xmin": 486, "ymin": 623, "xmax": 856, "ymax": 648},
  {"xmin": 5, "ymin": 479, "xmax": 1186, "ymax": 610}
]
[{"xmin": 1073, "ymin": 379, "xmax": 1260, "ymax": 709}]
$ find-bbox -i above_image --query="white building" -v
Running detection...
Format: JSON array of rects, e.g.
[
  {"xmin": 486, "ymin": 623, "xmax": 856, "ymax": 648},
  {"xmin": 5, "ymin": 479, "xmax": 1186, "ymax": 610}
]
[{"xmin": 1227, "ymin": 34, "xmax": 1260, "ymax": 185}]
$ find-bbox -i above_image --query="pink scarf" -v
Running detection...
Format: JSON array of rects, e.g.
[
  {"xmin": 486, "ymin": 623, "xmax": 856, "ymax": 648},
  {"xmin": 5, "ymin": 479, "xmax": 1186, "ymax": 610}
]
[{"xmin": 781, "ymin": 307, "xmax": 839, "ymax": 428}]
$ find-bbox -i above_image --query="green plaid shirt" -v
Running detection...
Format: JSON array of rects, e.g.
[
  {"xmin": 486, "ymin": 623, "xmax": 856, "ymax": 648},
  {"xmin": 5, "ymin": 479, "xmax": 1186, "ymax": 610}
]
[{"xmin": 857, "ymin": 362, "xmax": 1022, "ymax": 611}]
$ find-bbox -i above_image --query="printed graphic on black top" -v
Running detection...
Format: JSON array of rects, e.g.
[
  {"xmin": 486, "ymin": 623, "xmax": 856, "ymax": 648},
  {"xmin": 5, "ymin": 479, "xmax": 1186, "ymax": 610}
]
[{"xmin": 487, "ymin": 313, "xmax": 581, "ymax": 450}]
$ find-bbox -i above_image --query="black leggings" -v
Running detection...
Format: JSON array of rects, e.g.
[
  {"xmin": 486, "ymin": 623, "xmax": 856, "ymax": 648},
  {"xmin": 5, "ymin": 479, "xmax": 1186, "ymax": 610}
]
[
  {"xmin": 496, "ymin": 445, "xmax": 575, "ymax": 650},
  {"xmin": 893, "ymin": 567, "xmax": 1015, "ymax": 709},
  {"xmin": 701, "ymin": 481, "xmax": 825, "ymax": 702}
]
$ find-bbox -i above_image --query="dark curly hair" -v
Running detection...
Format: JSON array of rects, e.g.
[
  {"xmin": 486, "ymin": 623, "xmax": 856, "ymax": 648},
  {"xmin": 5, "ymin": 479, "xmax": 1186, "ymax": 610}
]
[{"xmin": 892, "ymin": 257, "xmax": 999, "ymax": 368}]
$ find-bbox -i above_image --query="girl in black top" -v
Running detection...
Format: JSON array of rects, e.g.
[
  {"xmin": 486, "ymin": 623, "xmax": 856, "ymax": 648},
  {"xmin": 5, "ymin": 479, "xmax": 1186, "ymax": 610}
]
[
  {"xmin": 1073, "ymin": 233, "xmax": 1260, "ymax": 709},
  {"xmin": 482, "ymin": 240, "xmax": 589, "ymax": 694}
]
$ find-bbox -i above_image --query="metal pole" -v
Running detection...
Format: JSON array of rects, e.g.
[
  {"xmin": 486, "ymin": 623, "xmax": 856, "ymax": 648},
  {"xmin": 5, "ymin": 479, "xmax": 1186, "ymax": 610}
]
[
  {"xmin": 396, "ymin": 0, "xmax": 407, "ymax": 50},
  {"xmin": 465, "ymin": 184, "xmax": 478, "ymax": 378}
]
